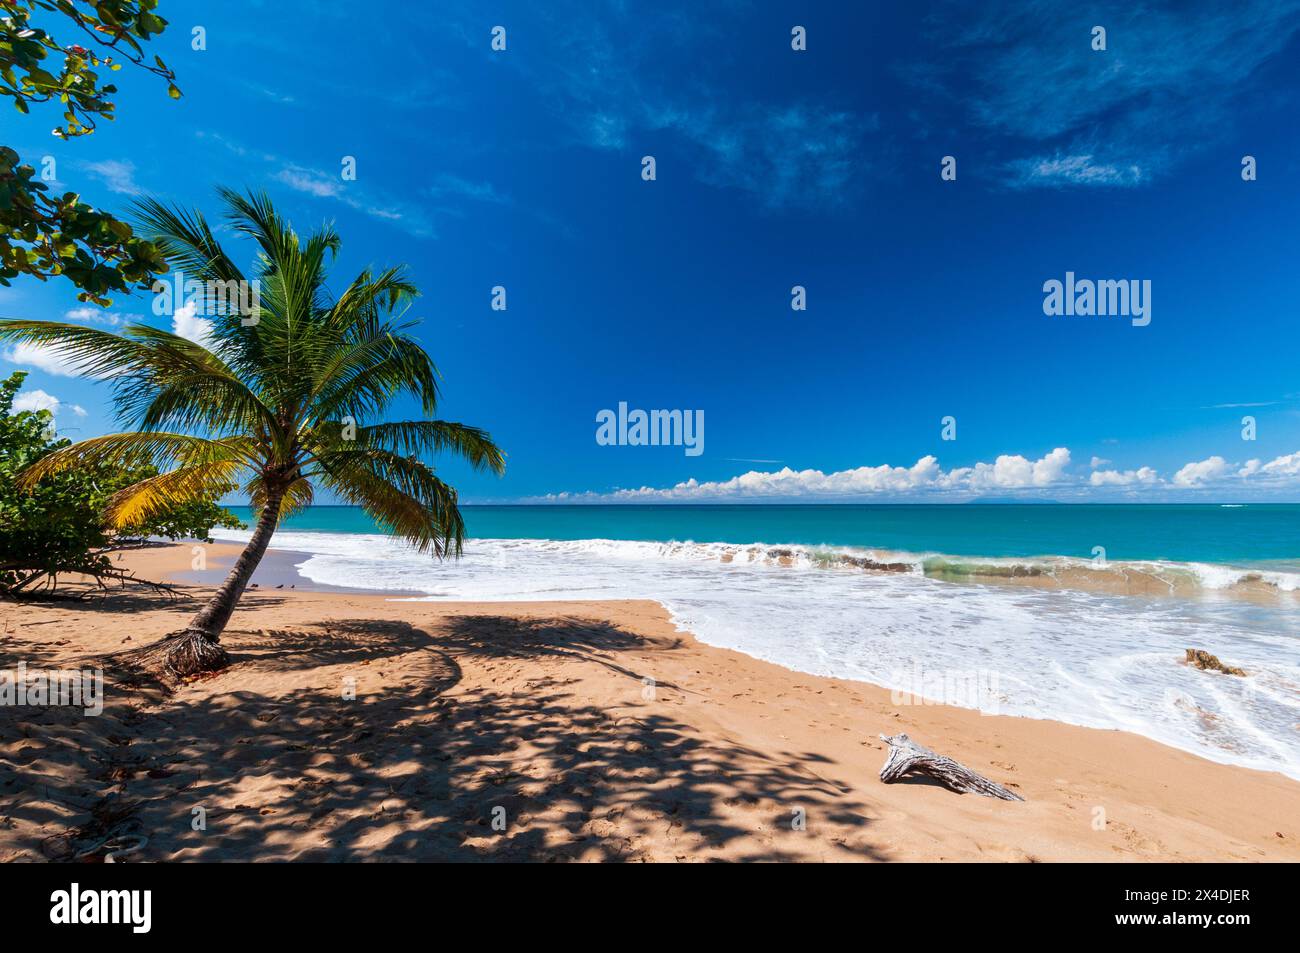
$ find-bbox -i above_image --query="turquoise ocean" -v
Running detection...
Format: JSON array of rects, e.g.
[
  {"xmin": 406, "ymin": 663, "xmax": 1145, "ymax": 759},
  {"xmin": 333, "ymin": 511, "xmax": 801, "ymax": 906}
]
[
  {"xmin": 216, "ymin": 504, "xmax": 1300, "ymax": 778},
  {"xmin": 232, "ymin": 502, "xmax": 1300, "ymax": 566}
]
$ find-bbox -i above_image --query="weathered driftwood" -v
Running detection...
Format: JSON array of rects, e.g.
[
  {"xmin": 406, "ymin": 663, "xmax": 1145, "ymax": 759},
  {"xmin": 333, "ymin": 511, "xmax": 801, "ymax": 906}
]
[{"xmin": 878, "ymin": 733, "xmax": 1024, "ymax": 801}]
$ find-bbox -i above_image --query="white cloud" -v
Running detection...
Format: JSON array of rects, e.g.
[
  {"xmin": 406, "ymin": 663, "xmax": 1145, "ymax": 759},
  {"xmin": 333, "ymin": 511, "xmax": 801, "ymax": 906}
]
[
  {"xmin": 1, "ymin": 341, "xmax": 94, "ymax": 378},
  {"xmin": 1090, "ymin": 466, "xmax": 1159, "ymax": 487},
  {"xmin": 1028, "ymin": 448, "xmax": 1069, "ymax": 485},
  {"xmin": 172, "ymin": 302, "xmax": 217, "ymax": 350},
  {"xmin": 1260, "ymin": 452, "xmax": 1300, "ymax": 476},
  {"xmin": 12, "ymin": 388, "xmax": 87, "ymax": 418},
  {"xmin": 1173, "ymin": 456, "xmax": 1232, "ymax": 487},
  {"xmin": 1170, "ymin": 451, "xmax": 1300, "ymax": 488},
  {"xmin": 550, "ymin": 448, "xmax": 1075, "ymax": 502},
  {"xmin": 1090, "ymin": 456, "xmax": 1112, "ymax": 468},
  {"xmin": 81, "ymin": 159, "xmax": 141, "ymax": 195},
  {"xmin": 541, "ymin": 445, "xmax": 1300, "ymax": 503},
  {"xmin": 957, "ymin": 447, "xmax": 1071, "ymax": 490}
]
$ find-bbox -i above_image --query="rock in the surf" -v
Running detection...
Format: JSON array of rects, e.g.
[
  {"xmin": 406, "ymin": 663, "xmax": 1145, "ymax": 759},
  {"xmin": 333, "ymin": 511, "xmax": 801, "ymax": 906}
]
[{"xmin": 1184, "ymin": 648, "xmax": 1247, "ymax": 677}]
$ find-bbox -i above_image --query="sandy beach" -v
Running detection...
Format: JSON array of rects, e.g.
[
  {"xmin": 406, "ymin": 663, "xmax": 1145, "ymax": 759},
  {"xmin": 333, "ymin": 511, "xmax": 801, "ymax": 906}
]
[{"xmin": 1, "ymin": 542, "xmax": 1297, "ymax": 863}]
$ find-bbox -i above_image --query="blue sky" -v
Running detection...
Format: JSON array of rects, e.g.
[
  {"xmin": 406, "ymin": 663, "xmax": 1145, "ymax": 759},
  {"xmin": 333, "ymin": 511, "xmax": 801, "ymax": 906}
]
[{"xmin": 4, "ymin": 0, "xmax": 1300, "ymax": 502}]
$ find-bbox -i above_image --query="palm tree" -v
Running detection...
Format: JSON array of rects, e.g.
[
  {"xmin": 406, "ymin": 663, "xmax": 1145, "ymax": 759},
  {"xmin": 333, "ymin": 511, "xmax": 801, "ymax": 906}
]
[{"xmin": 0, "ymin": 188, "xmax": 504, "ymax": 675}]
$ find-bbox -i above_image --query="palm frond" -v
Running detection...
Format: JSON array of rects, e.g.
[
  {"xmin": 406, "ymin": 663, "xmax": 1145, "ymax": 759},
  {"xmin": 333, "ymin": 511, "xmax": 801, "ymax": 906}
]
[
  {"xmin": 105, "ymin": 459, "xmax": 245, "ymax": 529},
  {"xmin": 313, "ymin": 448, "xmax": 464, "ymax": 556},
  {"xmin": 130, "ymin": 196, "xmax": 247, "ymax": 286},
  {"xmin": 340, "ymin": 420, "xmax": 506, "ymax": 474},
  {"xmin": 18, "ymin": 433, "xmax": 254, "ymax": 488},
  {"xmin": 308, "ymin": 333, "xmax": 442, "ymax": 423},
  {"xmin": 114, "ymin": 324, "xmax": 281, "ymax": 437},
  {"xmin": 0, "ymin": 319, "xmax": 155, "ymax": 380}
]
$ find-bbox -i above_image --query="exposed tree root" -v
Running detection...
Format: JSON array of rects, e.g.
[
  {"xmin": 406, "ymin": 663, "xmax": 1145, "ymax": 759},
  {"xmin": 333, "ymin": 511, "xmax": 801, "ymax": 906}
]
[{"xmin": 126, "ymin": 628, "xmax": 229, "ymax": 680}]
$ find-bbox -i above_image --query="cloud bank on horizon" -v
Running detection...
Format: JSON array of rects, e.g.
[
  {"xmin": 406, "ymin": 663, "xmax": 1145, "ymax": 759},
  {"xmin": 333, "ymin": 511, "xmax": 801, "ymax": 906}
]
[{"xmin": 533, "ymin": 447, "xmax": 1300, "ymax": 503}]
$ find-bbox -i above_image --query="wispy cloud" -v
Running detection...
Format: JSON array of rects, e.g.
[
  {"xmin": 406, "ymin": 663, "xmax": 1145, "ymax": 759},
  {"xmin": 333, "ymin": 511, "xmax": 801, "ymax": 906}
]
[
  {"xmin": 426, "ymin": 173, "xmax": 511, "ymax": 205},
  {"xmin": 80, "ymin": 159, "xmax": 142, "ymax": 195},
  {"xmin": 243, "ymin": 82, "xmax": 296, "ymax": 105},
  {"xmin": 458, "ymin": 4, "xmax": 877, "ymax": 209},
  {"xmin": 1205, "ymin": 400, "xmax": 1279, "ymax": 409},
  {"xmin": 919, "ymin": 0, "xmax": 1300, "ymax": 188},
  {"xmin": 64, "ymin": 306, "xmax": 137, "ymax": 327},
  {"xmin": 271, "ymin": 161, "xmax": 430, "ymax": 233},
  {"xmin": 273, "ymin": 165, "xmax": 342, "ymax": 199},
  {"xmin": 1006, "ymin": 153, "xmax": 1147, "ymax": 189},
  {"xmin": 198, "ymin": 132, "xmax": 456, "ymax": 238},
  {"xmin": 663, "ymin": 105, "xmax": 876, "ymax": 210}
]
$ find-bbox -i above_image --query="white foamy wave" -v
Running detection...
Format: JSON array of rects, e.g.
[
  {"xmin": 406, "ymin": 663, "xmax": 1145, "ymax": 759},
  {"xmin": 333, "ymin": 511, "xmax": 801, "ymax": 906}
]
[{"xmin": 211, "ymin": 529, "xmax": 1300, "ymax": 779}]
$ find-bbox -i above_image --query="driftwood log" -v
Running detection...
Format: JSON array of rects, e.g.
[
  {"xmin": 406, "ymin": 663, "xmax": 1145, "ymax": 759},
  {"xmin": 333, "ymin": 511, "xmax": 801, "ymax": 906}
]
[{"xmin": 878, "ymin": 733, "xmax": 1024, "ymax": 801}]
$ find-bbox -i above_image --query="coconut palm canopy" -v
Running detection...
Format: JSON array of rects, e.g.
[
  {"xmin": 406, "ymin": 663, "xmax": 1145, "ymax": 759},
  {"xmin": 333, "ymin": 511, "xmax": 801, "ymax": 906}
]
[{"xmin": 0, "ymin": 188, "xmax": 505, "ymax": 671}]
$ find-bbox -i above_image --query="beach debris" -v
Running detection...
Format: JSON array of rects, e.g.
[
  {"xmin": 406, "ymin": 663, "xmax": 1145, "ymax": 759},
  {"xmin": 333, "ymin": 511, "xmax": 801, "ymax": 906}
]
[
  {"xmin": 1184, "ymin": 649, "xmax": 1247, "ymax": 676},
  {"xmin": 877, "ymin": 733, "xmax": 1024, "ymax": 801},
  {"xmin": 839, "ymin": 554, "xmax": 912, "ymax": 573}
]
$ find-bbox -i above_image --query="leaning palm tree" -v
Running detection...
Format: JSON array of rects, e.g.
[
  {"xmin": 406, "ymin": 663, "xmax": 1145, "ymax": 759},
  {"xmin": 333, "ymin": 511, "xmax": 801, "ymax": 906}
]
[{"xmin": 0, "ymin": 188, "xmax": 504, "ymax": 675}]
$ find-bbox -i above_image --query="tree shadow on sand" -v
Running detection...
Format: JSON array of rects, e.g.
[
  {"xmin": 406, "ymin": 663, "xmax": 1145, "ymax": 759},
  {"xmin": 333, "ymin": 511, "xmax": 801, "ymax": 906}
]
[{"xmin": 5, "ymin": 614, "xmax": 886, "ymax": 862}]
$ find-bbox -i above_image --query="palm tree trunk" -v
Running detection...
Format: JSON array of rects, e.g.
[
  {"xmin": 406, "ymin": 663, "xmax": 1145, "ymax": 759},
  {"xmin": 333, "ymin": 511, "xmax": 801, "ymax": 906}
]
[
  {"xmin": 186, "ymin": 490, "xmax": 283, "ymax": 640},
  {"xmin": 161, "ymin": 491, "xmax": 283, "ymax": 677}
]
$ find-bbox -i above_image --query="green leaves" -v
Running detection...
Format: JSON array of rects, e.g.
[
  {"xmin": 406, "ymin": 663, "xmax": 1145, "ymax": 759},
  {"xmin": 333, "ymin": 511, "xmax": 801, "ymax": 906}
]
[
  {"xmin": 2, "ymin": 0, "xmax": 178, "ymax": 137},
  {"xmin": 0, "ymin": 371, "xmax": 243, "ymax": 593},
  {"xmin": 1, "ymin": 0, "xmax": 178, "ymax": 303},
  {"xmin": 0, "ymin": 146, "xmax": 168, "ymax": 301}
]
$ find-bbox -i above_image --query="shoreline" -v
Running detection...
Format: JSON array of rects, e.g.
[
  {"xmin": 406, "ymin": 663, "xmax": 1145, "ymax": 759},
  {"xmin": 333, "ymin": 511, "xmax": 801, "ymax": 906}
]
[
  {"xmin": 204, "ymin": 531, "xmax": 1300, "ymax": 779},
  {"xmin": 208, "ymin": 527, "xmax": 1300, "ymax": 606},
  {"xmin": 167, "ymin": 544, "xmax": 428, "ymax": 597},
  {"xmin": 2, "ymin": 541, "xmax": 1297, "ymax": 862}
]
